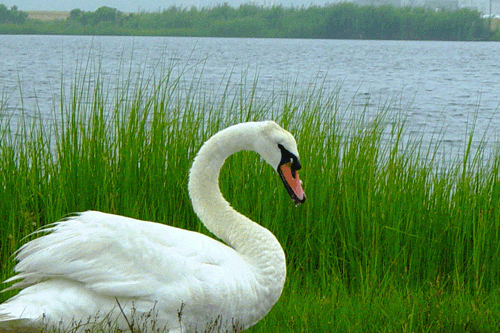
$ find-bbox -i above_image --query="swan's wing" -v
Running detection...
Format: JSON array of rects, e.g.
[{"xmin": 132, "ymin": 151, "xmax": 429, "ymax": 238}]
[{"xmin": 5, "ymin": 211, "xmax": 247, "ymax": 299}]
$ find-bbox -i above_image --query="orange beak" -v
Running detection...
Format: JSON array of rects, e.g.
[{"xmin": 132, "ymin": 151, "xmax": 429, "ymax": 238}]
[{"xmin": 278, "ymin": 162, "xmax": 305, "ymax": 206}]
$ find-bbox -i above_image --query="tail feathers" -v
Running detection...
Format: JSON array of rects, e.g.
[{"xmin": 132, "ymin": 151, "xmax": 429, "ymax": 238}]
[{"xmin": 0, "ymin": 285, "xmax": 54, "ymax": 332}]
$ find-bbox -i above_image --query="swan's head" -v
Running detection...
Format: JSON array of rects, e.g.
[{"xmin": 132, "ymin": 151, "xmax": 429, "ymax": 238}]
[{"xmin": 253, "ymin": 121, "xmax": 306, "ymax": 206}]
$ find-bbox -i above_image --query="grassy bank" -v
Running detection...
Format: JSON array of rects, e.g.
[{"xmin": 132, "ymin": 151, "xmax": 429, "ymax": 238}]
[{"xmin": 1, "ymin": 59, "xmax": 500, "ymax": 332}]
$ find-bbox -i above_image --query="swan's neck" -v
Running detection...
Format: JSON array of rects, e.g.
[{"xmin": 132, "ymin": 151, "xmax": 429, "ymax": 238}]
[{"xmin": 187, "ymin": 123, "xmax": 286, "ymax": 285}]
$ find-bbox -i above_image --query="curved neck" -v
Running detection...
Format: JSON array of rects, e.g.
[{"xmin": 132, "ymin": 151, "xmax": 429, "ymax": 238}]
[
  {"xmin": 187, "ymin": 123, "xmax": 286, "ymax": 268},
  {"xmin": 188, "ymin": 123, "xmax": 260, "ymax": 246}
]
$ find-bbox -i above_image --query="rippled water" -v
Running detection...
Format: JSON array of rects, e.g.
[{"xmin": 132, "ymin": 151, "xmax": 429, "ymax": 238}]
[{"xmin": 1, "ymin": 35, "xmax": 500, "ymax": 162}]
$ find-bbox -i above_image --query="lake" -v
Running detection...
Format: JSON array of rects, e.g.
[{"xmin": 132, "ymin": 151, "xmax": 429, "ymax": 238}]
[{"xmin": 1, "ymin": 35, "xmax": 499, "ymax": 162}]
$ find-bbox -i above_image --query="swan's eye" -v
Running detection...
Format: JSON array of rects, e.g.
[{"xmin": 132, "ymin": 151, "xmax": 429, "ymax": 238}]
[{"xmin": 278, "ymin": 144, "xmax": 301, "ymax": 174}]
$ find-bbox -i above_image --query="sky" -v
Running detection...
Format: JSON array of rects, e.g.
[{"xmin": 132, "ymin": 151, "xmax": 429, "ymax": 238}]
[{"xmin": 9, "ymin": 0, "xmax": 334, "ymax": 12}]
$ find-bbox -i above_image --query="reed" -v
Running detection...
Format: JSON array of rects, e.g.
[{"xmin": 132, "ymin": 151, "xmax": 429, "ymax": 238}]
[{"xmin": 1, "ymin": 57, "xmax": 500, "ymax": 332}]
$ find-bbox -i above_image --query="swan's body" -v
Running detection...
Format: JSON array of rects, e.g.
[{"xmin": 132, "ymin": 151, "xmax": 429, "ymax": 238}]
[{"xmin": 0, "ymin": 121, "xmax": 305, "ymax": 333}]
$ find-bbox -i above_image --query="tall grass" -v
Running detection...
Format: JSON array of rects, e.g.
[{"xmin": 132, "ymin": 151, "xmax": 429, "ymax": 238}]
[{"xmin": 1, "ymin": 57, "xmax": 500, "ymax": 332}]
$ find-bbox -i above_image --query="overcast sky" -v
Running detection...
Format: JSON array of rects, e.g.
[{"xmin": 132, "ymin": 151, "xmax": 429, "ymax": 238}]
[{"xmin": 10, "ymin": 0, "xmax": 334, "ymax": 12}]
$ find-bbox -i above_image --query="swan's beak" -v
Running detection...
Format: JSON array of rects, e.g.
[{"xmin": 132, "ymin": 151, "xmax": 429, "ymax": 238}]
[{"xmin": 278, "ymin": 162, "xmax": 306, "ymax": 206}]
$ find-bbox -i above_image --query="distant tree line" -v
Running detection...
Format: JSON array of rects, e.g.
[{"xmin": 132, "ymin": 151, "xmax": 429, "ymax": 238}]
[
  {"xmin": 0, "ymin": 3, "xmax": 497, "ymax": 41},
  {"xmin": 68, "ymin": 6, "xmax": 128, "ymax": 27},
  {"xmin": 0, "ymin": 4, "xmax": 27, "ymax": 24}
]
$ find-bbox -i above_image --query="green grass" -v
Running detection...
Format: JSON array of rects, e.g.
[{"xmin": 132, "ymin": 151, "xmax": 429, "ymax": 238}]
[{"xmin": 1, "ymin": 57, "xmax": 500, "ymax": 332}]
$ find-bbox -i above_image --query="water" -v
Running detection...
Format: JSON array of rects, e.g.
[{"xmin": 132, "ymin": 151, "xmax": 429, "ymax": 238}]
[{"xmin": 1, "ymin": 35, "xmax": 500, "ymax": 162}]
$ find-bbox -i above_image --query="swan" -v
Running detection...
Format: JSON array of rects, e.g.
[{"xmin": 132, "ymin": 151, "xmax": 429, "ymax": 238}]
[{"xmin": 0, "ymin": 121, "xmax": 305, "ymax": 333}]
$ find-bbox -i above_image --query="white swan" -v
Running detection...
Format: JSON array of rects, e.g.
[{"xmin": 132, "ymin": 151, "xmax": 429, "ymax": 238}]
[{"xmin": 0, "ymin": 121, "xmax": 305, "ymax": 333}]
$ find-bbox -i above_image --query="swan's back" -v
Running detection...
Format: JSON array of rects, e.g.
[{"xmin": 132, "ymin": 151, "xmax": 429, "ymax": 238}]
[{"xmin": 2, "ymin": 211, "xmax": 270, "ymax": 331}]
